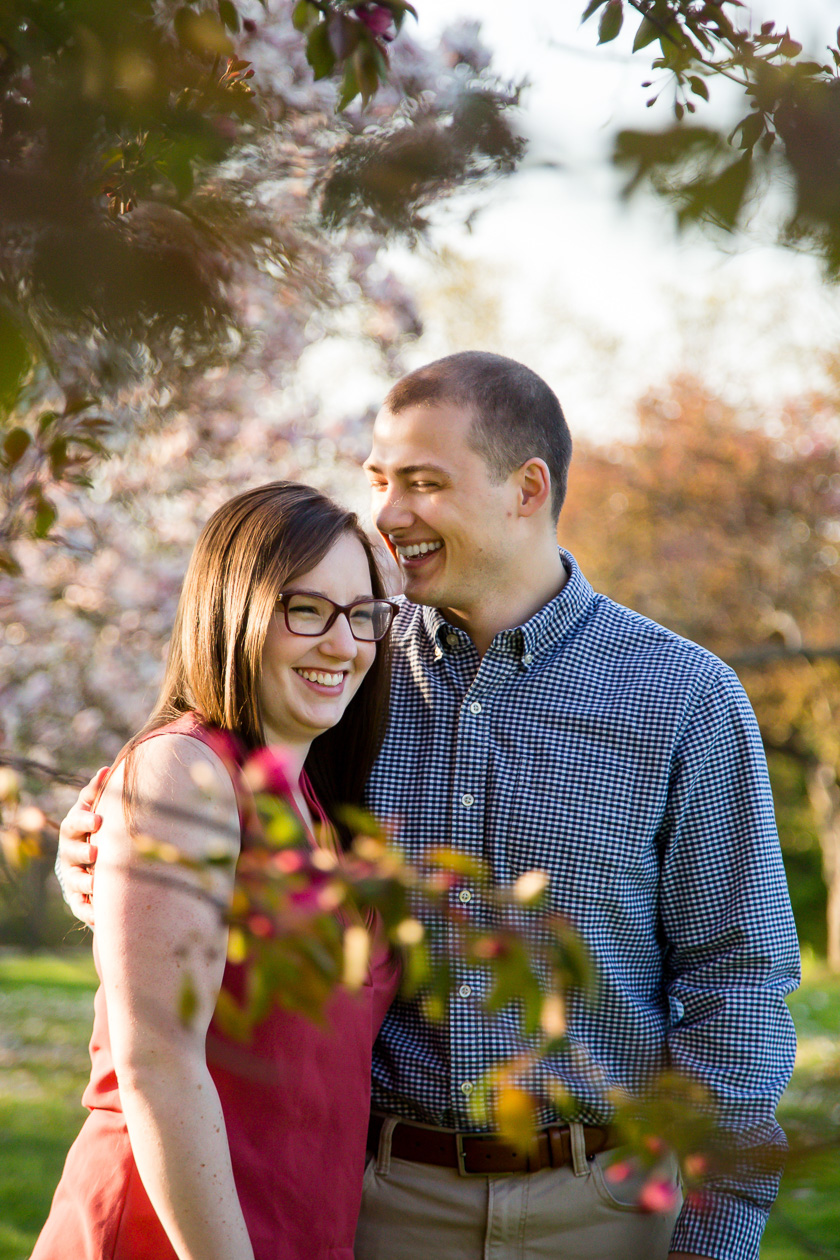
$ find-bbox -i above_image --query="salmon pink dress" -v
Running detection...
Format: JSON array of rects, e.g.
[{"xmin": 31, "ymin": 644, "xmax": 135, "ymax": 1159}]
[{"xmin": 32, "ymin": 715, "xmax": 400, "ymax": 1260}]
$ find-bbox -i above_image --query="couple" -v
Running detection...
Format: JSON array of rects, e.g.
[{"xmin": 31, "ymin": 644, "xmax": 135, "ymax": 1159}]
[{"xmin": 47, "ymin": 352, "xmax": 798, "ymax": 1260}]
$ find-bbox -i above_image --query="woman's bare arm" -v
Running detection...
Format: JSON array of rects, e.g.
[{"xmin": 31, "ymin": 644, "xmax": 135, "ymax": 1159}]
[{"xmin": 94, "ymin": 734, "xmax": 254, "ymax": 1260}]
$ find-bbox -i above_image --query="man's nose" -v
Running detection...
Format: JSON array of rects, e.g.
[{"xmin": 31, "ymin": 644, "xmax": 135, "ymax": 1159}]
[{"xmin": 373, "ymin": 485, "xmax": 412, "ymax": 533}]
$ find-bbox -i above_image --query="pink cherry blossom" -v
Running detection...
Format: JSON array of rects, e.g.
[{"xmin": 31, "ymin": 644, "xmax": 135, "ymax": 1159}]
[
  {"xmin": 353, "ymin": 5, "xmax": 394, "ymax": 38},
  {"xmin": 637, "ymin": 1178, "xmax": 679, "ymax": 1214}
]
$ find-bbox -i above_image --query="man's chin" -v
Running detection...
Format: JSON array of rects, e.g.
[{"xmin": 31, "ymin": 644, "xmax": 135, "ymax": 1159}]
[{"xmin": 401, "ymin": 572, "xmax": 441, "ymax": 607}]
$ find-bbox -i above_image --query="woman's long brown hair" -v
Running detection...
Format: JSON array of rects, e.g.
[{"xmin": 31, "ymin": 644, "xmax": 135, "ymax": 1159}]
[{"xmin": 118, "ymin": 481, "xmax": 391, "ymax": 846}]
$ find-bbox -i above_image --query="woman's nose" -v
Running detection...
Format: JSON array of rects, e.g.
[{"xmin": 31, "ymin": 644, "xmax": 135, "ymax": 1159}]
[{"xmin": 319, "ymin": 612, "xmax": 359, "ymax": 659}]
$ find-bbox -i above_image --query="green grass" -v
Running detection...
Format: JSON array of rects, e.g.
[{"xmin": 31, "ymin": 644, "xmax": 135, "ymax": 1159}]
[
  {"xmin": 761, "ymin": 953, "xmax": 840, "ymax": 1260},
  {"xmin": 1, "ymin": 947, "xmax": 838, "ymax": 1259},
  {"xmin": 0, "ymin": 947, "xmax": 97, "ymax": 1260}
]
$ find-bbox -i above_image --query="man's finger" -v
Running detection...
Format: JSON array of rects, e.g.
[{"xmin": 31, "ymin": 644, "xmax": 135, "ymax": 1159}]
[
  {"xmin": 78, "ymin": 766, "xmax": 110, "ymax": 810},
  {"xmin": 66, "ymin": 892, "xmax": 95, "ymax": 930},
  {"xmin": 59, "ymin": 837, "xmax": 96, "ymax": 867},
  {"xmin": 61, "ymin": 805, "xmax": 102, "ymax": 842},
  {"xmin": 64, "ymin": 866, "xmax": 95, "ymax": 899}
]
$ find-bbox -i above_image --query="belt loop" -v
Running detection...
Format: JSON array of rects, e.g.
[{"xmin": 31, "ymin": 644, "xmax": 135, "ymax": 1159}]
[
  {"xmin": 569, "ymin": 1121, "xmax": 589, "ymax": 1177},
  {"xmin": 376, "ymin": 1115, "xmax": 399, "ymax": 1176}
]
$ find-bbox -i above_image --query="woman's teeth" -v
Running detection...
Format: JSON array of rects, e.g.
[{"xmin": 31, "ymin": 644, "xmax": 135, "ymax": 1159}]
[
  {"xmin": 396, "ymin": 541, "xmax": 443, "ymax": 559},
  {"xmin": 294, "ymin": 670, "xmax": 344, "ymax": 687}
]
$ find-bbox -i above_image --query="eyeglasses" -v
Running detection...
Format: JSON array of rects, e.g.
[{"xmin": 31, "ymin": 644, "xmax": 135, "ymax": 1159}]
[{"xmin": 277, "ymin": 591, "xmax": 398, "ymax": 642}]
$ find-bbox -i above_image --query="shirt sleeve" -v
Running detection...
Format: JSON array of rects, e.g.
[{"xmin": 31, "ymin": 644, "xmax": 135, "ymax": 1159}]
[{"xmin": 658, "ymin": 667, "xmax": 800, "ymax": 1260}]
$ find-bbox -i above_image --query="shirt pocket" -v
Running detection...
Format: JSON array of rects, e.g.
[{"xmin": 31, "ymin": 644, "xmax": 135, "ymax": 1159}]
[{"xmin": 507, "ymin": 713, "xmax": 654, "ymax": 908}]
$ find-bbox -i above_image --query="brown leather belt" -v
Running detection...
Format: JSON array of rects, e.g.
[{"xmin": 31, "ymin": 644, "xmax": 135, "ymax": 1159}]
[{"xmin": 368, "ymin": 1114, "xmax": 616, "ymax": 1176}]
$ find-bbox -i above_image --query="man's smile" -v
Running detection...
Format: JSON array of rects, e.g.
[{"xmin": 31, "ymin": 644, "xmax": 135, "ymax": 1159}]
[{"xmin": 391, "ymin": 539, "xmax": 444, "ymax": 562}]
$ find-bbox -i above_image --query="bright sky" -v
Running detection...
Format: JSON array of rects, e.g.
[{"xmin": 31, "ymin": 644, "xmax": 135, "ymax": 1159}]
[{"xmin": 298, "ymin": 0, "xmax": 840, "ymax": 442}]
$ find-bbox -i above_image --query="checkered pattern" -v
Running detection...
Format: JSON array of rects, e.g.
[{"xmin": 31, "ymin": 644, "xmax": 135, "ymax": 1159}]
[{"xmin": 365, "ymin": 550, "xmax": 799, "ymax": 1260}]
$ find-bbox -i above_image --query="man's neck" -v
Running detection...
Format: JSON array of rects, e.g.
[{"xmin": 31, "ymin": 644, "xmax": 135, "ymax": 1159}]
[{"xmin": 442, "ymin": 544, "xmax": 567, "ymax": 657}]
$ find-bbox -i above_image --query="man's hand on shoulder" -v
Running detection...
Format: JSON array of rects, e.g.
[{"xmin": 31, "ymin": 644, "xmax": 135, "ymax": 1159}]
[{"xmin": 57, "ymin": 766, "xmax": 109, "ymax": 929}]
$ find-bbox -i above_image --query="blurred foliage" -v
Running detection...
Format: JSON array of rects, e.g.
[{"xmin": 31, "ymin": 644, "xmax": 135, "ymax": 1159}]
[
  {"xmin": 581, "ymin": 1, "xmax": 840, "ymax": 274},
  {"xmin": 561, "ymin": 372, "xmax": 840, "ymax": 967},
  {"xmin": 0, "ymin": 746, "xmax": 728, "ymax": 1192},
  {"xmin": 0, "ymin": 1, "xmax": 523, "ymax": 564}
]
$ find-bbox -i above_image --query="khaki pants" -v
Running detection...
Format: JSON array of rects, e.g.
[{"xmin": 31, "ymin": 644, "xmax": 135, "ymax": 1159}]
[{"xmin": 355, "ymin": 1120, "xmax": 681, "ymax": 1260}]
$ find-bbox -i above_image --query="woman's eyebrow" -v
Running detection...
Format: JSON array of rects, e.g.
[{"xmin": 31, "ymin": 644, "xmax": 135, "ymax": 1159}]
[{"xmin": 281, "ymin": 588, "xmax": 375, "ymax": 601}]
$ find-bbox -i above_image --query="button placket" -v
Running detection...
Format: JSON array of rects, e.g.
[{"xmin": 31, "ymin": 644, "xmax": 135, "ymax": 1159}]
[{"xmin": 447, "ymin": 652, "xmax": 490, "ymax": 1125}]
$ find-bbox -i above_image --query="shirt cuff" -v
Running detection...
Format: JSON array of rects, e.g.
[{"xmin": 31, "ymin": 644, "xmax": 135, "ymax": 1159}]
[{"xmin": 670, "ymin": 1189, "xmax": 768, "ymax": 1260}]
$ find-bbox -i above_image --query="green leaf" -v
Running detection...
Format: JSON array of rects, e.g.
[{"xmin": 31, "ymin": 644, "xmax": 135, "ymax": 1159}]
[
  {"xmin": 581, "ymin": 0, "xmax": 607, "ymax": 22},
  {"xmin": 178, "ymin": 972, "xmax": 199, "ymax": 1027},
  {"xmin": 62, "ymin": 396, "xmax": 97, "ymax": 417},
  {"xmin": 174, "ymin": 7, "xmax": 234, "ymax": 57},
  {"xmin": 306, "ymin": 22, "xmax": 336, "ymax": 80},
  {"xmin": 37, "ymin": 410, "xmax": 59, "ymax": 434},
  {"xmin": 390, "ymin": 2, "xmax": 418, "ymax": 33},
  {"xmin": 2, "ymin": 427, "xmax": 31, "ymax": 467},
  {"xmin": 425, "ymin": 847, "xmax": 488, "ymax": 881},
  {"xmin": 33, "ymin": 496, "xmax": 57, "ymax": 538},
  {"xmin": 218, "ymin": 0, "xmax": 239, "ymax": 32},
  {"xmin": 0, "ymin": 548, "xmax": 22, "ymax": 576},
  {"xmin": 689, "ymin": 76, "xmax": 709, "ymax": 102},
  {"xmin": 292, "ymin": 0, "xmax": 319, "ymax": 33},
  {"xmin": 0, "ymin": 311, "xmax": 32, "ymax": 409},
  {"xmin": 327, "ymin": 14, "xmax": 361, "ymax": 61},
  {"xmin": 633, "ymin": 16, "xmax": 659, "ymax": 52},
  {"xmin": 49, "ymin": 436, "xmax": 68, "ymax": 476},
  {"xmin": 680, "ymin": 153, "xmax": 752, "ymax": 231},
  {"xmin": 598, "ymin": 0, "xmax": 623, "ymax": 45},
  {"xmin": 355, "ymin": 45, "xmax": 379, "ymax": 107},
  {"xmin": 733, "ymin": 112, "xmax": 763, "ymax": 151},
  {"xmin": 336, "ymin": 58, "xmax": 360, "ymax": 111}
]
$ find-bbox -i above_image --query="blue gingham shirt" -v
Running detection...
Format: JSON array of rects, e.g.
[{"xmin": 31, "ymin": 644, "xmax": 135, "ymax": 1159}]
[{"xmin": 366, "ymin": 550, "xmax": 799, "ymax": 1260}]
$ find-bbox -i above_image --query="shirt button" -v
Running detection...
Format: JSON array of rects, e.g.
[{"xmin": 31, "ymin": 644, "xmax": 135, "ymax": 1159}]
[
  {"xmin": 434, "ymin": 647, "xmax": 442, "ymax": 660},
  {"xmin": 458, "ymin": 984, "xmax": 472, "ymax": 998},
  {"xmin": 460, "ymin": 1081, "xmax": 474, "ymax": 1096},
  {"xmin": 469, "ymin": 701, "xmax": 481, "ymax": 715},
  {"xmin": 522, "ymin": 652, "xmax": 533, "ymax": 665},
  {"xmin": 447, "ymin": 633, "xmax": 458, "ymax": 646},
  {"xmin": 461, "ymin": 794, "xmax": 474, "ymax": 808},
  {"xmin": 458, "ymin": 889, "xmax": 472, "ymax": 904}
]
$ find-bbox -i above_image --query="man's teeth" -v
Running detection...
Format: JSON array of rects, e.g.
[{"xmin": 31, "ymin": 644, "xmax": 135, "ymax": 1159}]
[
  {"xmin": 396, "ymin": 541, "xmax": 443, "ymax": 559},
  {"xmin": 295, "ymin": 670, "xmax": 344, "ymax": 686}
]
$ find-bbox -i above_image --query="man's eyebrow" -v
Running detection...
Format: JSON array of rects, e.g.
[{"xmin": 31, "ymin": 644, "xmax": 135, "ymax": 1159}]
[{"xmin": 363, "ymin": 462, "xmax": 450, "ymax": 479}]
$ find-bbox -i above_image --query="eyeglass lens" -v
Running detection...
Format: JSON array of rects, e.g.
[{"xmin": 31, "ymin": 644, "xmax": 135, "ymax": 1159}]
[{"xmin": 283, "ymin": 594, "xmax": 393, "ymax": 641}]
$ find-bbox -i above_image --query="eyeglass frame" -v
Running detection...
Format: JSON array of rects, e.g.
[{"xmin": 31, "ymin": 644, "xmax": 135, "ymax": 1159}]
[{"xmin": 276, "ymin": 590, "xmax": 398, "ymax": 642}]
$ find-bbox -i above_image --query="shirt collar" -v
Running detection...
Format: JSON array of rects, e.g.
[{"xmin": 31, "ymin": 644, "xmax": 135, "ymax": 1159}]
[{"xmin": 412, "ymin": 548, "xmax": 596, "ymax": 664}]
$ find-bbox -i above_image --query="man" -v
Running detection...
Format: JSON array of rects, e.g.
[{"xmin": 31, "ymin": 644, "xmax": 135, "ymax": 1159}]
[{"xmin": 59, "ymin": 352, "xmax": 798, "ymax": 1260}]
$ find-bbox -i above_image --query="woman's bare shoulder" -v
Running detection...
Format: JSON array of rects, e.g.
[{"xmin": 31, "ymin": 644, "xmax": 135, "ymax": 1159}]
[{"xmin": 100, "ymin": 732, "xmax": 240, "ymax": 863}]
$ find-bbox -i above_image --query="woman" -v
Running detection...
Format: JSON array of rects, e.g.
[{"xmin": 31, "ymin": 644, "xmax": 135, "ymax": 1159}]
[{"xmin": 32, "ymin": 482, "xmax": 401, "ymax": 1260}]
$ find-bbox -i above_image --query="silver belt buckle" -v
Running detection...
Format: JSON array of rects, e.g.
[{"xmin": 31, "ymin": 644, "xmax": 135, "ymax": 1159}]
[{"xmin": 455, "ymin": 1131, "xmax": 482, "ymax": 1176}]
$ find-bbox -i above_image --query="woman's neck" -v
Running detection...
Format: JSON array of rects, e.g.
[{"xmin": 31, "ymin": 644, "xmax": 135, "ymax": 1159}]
[
  {"xmin": 260, "ymin": 730, "xmax": 310, "ymax": 787},
  {"xmin": 258, "ymin": 729, "xmax": 315, "ymax": 831}
]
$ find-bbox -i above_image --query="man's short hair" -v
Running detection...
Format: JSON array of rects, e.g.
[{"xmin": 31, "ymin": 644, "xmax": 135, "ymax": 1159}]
[{"xmin": 383, "ymin": 351, "xmax": 572, "ymax": 520}]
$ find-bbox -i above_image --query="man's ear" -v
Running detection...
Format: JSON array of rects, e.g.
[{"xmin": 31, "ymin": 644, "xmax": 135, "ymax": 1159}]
[{"xmin": 515, "ymin": 458, "xmax": 552, "ymax": 518}]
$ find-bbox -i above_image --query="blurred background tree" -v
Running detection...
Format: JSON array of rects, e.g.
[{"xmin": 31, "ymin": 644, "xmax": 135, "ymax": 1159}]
[
  {"xmin": 0, "ymin": 0, "xmax": 523, "ymax": 568},
  {"xmin": 561, "ymin": 373, "xmax": 840, "ymax": 968},
  {"xmin": 2, "ymin": 0, "xmax": 840, "ymax": 970},
  {"xmin": 0, "ymin": 0, "xmax": 525, "ymax": 939}
]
